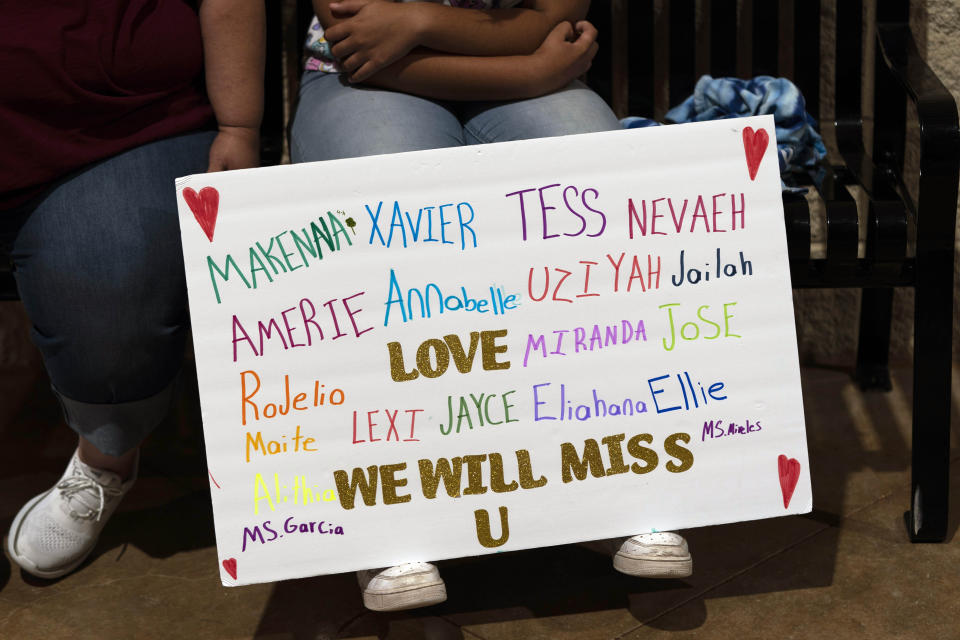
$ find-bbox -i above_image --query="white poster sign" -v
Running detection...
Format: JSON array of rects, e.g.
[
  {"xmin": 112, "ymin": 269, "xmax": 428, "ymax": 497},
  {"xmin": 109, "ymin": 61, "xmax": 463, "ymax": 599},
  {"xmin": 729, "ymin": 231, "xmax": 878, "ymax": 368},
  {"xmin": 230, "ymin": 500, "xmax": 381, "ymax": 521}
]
[{"xmin": 176, "ymin": 115, "xmax": 811, "ymax": 586}]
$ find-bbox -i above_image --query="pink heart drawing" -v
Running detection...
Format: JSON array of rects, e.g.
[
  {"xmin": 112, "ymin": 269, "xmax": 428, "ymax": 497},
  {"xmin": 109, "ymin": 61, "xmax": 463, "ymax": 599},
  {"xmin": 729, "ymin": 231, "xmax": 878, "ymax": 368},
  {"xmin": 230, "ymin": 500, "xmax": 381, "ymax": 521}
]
[
  {"xmin": 742, "ymin": 126, "xmax": 769, "ymax": 181},
  {"xmin": 182, "ymin": 186, "xmax": 220, "ymax": 242},
  {"xmin": 778, "ymin": 454, "xmax": 801, "ymax": 509},
  {"xmin": 222, "ymin": 557, "xmax": 238, "ymax": 580}
]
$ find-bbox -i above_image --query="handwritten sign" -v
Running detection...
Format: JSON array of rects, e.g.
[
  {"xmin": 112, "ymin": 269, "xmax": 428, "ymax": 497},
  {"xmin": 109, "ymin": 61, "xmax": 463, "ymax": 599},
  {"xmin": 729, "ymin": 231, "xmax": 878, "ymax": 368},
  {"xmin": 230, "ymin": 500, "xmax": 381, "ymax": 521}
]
[{"xmin": 176, "ymin": 115, "xmax": 811, "ymax": 587}]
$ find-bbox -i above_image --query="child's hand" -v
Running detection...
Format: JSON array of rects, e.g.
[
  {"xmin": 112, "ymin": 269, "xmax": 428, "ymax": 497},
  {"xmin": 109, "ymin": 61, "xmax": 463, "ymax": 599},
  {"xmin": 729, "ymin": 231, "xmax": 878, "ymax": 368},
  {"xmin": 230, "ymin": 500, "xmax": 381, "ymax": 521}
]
[
  {"xmin": 207, "ymin": 126, "xmax": 260, "ymax": 172},
  {"xmin": 527, "ymin": 20, "xmax": 598, "ymax": 95},
  {"xmin": 325, "ymin": 0, "xmax": 424, "ymax": 83}
]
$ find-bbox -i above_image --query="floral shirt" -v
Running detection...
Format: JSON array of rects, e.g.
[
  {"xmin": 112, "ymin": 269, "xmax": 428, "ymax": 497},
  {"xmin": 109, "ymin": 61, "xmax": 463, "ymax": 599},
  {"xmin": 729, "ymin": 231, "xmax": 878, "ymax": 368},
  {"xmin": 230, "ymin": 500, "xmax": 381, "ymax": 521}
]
[{"xmin": 305, "ymin": 0, "xmax": 525, "ymax": 72}]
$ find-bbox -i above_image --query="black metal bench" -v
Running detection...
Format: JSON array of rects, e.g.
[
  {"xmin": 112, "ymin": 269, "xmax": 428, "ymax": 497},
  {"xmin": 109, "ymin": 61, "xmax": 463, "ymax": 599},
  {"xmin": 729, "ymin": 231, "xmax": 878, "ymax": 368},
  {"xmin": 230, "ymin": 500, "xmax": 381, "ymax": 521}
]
[
  {"xmin": 3, "ymin": 0, "xmax": 957, "ymax": 543},
  {"xmin": 585, "ymin": 0, "xmax": 958, "ymax": 542}
]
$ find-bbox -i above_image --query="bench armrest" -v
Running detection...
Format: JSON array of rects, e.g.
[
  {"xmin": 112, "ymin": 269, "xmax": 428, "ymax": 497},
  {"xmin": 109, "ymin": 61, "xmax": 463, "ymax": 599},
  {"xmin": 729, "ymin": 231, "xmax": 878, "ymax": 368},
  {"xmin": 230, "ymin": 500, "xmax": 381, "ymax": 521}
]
[{"xmin": 876, "ymin": 24, "xmax": 959, "ymax": 244}]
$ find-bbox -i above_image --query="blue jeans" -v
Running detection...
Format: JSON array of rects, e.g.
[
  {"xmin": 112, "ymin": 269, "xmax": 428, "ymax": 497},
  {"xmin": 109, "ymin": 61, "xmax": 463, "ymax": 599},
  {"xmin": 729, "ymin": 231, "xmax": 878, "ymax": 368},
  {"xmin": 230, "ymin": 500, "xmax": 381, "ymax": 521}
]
[
  {"xmin": 290, "ymin": 72, "xmax": 621, "ymax": 162},
  {"xmin": 3, "ymin": 131, "xmax": 215, "ymax": 456}
]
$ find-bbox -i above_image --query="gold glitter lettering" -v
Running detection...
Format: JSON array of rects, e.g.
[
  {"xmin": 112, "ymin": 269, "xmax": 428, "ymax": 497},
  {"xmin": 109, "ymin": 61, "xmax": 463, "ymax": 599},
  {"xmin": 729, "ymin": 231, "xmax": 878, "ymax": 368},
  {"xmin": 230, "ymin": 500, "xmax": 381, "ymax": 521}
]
[
  {"xmin": 416, "ymin": 339, "xmax": 450, "ymax": 378},
  {"xmin": 664, "ymin": 432, "xmax": 694, "ymax": 472},
  {"xmin": 387, "ymin": 341, "xmax": 418, "ymax": 382},
  {"xmin": 474, "ymin": 506, "xmax": 510, "ymax": 548},
  {"xmin": 380, "ymin": 463, "xmax": 412, "ymax": 504},
  {"xmin": 332, "ymin": 465, "xmax": 379, "ymax": 510},
  {"xmin": 516, "ymin": 449, "xmax": 548, "ymax": 489},
  {"xmin": 627, "ymin": 433, "xmax": 659, "ymax": 474},
  {"xmin": 480, "ymin": 329, "xmax": 511, "ymax": 370},
  {"xmin": 560, "ymin": 439, "xmax": 606, "ymax": 483},
  {"xmin": 601, "ymin": 433, "xmax": 631, "ymax": 475},
  {"xmin": 444, "ymin": 332, "xmax": 481, "ymax": 373},
  {"xmin": 418, "ymin": 457, "xmax": 463, "ymax": 498},
  {"xmin": 489, "ymin": 453, "xmax": 519, "ymax": 493},
  {"xmin": 462, "ymin": 454, "xmax": 489, "ymax": 495}
]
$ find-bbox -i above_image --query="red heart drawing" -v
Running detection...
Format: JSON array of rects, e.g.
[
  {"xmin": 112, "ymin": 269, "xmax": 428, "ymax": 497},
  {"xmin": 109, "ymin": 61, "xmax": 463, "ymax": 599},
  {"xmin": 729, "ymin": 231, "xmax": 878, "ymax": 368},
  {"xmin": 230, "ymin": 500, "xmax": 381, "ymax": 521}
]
[
  {"xmin": 778, "ymin": 454, "xmax": 801, "ymax": 509},
  {"xmin": 182, "ymin": 186, "xmax": 220, "ymax": 242},
  {"xmin": 222, "ymin": 558, "xmax": 237, "ymax": 580},
  {"xmin": 742, "ymin": 126, "xmax": 769, "ymax": 181}
]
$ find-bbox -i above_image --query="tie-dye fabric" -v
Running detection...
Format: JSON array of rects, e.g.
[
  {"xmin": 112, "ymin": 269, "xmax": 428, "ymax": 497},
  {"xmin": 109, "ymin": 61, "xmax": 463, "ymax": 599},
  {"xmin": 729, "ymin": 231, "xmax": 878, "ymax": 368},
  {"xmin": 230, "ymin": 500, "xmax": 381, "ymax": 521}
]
[
  {"xmin": 304, "ymin": 0, "xmax": 524, "ymax": 73},
  {"xmin": 622, "ymin": 75, "xmax": 827, "ymax": 189}
]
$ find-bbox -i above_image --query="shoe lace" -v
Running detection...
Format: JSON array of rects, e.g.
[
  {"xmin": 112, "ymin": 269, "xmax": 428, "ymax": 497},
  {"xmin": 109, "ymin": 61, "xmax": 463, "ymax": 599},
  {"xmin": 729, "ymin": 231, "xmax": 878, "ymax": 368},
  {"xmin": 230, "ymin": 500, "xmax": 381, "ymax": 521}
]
[{"xmin": 57, "ymin": 475, "xmax": 123, "ymax": 521}]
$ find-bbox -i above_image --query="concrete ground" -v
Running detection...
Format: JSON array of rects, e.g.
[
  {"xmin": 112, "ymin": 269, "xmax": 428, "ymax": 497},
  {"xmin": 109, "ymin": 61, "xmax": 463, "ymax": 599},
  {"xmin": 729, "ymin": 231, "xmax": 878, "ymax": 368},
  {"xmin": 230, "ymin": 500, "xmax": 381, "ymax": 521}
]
[{"xmin": 0, "ymin": 355, "xmax": 958, "ymax": 640}]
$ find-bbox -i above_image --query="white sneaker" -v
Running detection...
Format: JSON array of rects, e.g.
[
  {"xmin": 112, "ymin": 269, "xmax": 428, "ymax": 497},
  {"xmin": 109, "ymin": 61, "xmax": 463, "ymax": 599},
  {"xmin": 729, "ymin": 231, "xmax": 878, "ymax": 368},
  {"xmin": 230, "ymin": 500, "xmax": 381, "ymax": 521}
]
[
  {"xmin": 613, "ymin": 532, "xmax": 693, "ymax": 578},
  {"xmin": 357, "ymin": 562, "xmax": 447, "ymax": 611},
  {"xmin": 7, "ymin": 450, "xmax": 136, "ymax": 579}
]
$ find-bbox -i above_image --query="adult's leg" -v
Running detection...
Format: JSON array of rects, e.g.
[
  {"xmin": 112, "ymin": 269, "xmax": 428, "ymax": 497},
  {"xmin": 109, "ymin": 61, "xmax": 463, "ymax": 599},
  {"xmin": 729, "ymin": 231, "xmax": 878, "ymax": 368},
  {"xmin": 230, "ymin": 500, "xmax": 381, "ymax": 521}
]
[
  {"xmin": 11, "ymin": 130, "xmax": 215, "ymax": 458},
  {"xmin": 290, "ymin": 72, "xmax": 466, "ymax": 162},
  {"xmin": 459, "ymin": 79, "xmax": 621, "ymax": 144}
]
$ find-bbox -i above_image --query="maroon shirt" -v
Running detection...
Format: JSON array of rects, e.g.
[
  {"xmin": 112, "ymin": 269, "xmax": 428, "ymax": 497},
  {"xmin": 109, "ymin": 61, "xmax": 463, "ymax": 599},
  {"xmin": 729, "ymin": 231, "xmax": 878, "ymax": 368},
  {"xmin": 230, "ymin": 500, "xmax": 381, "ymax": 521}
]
[{"xmin": 0, "ymin": 0, "xmax": 215, "ymax": 210}]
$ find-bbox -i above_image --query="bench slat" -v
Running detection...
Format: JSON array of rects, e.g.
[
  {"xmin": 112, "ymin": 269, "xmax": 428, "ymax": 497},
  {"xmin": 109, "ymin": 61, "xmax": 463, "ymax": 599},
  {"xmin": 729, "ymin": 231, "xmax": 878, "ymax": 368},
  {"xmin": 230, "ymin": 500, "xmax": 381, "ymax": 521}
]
[
  {"xmin": 668, "ymin": 0, "xmax": 697, "ymax": 107},
  {"xmin": 792, "ymin": 0, "xmax": 820, "ymax": 122},
  {"xmin": 751, "ymin": 0, "xmax": 779, "ymax": 78},
  {"xmin": 626, "ymin": 0, "xmax": 654, "ymax": 119},
  {"xmin": 709, "ymin": 0, "xmax": 738, "ymax": 79},
  {"xmin": 817, "ymin": 167, "xmax": 860, "ymax": 269},
  {"xmin": 835, "ymin": 0, "xmax": 863, "ymax": 154},
  {"xmin": 782, "ymin": 190, "xmax": 812, "ymax": 261}
]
